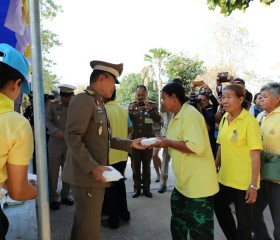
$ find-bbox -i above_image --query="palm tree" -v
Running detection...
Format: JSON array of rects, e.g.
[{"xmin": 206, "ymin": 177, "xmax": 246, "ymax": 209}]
[{"xmin": 144, "ymin": 48, "xmax": 171, "ymax": 105}]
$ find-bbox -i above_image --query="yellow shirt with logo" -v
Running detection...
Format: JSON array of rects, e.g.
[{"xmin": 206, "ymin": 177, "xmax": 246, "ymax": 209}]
[
  {"xmin": 257, "ymin": 106, "xmax": 280, "ymax": 184},
  {"xmin": 0, "ymin": 93, "xmax": 33, "ymax": 190},
  {"xmin": 217, "ymin": 109, "xmax": 262, "ymax": 190},
  {"xmin": 167, "ymin": 103, "xmax": 219, "ymax": 198},
  {"xmin": 105, "ymin": 101, "xmax": 129, "ymax": 165}
]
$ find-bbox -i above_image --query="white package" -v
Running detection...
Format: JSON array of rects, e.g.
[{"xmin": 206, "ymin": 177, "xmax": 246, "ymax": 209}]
[
  {"xmin": 140, "ymin": 137, "xmax": 160, "ymax": 146},
  {"xmin": 102, "ymin": 166, "xmax": 123, "ymax": 182}
]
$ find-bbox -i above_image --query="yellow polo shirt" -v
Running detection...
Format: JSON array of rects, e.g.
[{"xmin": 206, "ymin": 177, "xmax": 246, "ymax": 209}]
[
  {"xmin": 105, "ymin": 101, "xmax": 129, "ymax": 165},
  {"xmin": 0, "ymin": 92, "xmax": 33, "ymax": 189},
  {"xmin": 257, "ymin": 106, "xmax": 280, "ymax": 184},
  {"xmin": 217, "ymin": 109, "xmax": 262, "ymax": 190},
  {"xmin": 167, "ymin": 103, "xmax": 219, "ymax": 198}
]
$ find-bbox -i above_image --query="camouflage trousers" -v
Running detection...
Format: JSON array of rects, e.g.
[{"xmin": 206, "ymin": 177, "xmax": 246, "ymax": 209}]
[{"xmin": 171, "ymin": 188, "xmax": 214, "ymax": 240}]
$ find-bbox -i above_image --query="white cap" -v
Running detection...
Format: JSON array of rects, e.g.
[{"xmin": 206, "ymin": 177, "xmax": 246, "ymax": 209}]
[{"xmin": 58, "ymin": 84, "xmax": 76, "ymax": 93}]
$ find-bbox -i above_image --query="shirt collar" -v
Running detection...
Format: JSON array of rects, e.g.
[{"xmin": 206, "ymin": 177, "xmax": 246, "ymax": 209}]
[
  {"xmin": 0, "ymin": 92, "xmax": 14, "ymax": 114},
  {"xmin": 173, "ymin": 103, "xmax": 189, "ymax": 119},
  {"xmin": 105, "ymin": 100, "xmax": 116, "ymax": 105},
  {"xmin": 85, "ymin": 86, "xmax": 102, "ymax": 99}
]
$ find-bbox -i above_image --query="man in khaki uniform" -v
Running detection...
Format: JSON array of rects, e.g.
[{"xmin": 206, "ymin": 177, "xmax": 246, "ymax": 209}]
[
  {"xmin": 45, "ymin": 84, "xmax": 76, "ymax": 210},
  {"xmin": 129, "ymin": 85, "xmax": 161, "ymax": 198},
  {"xmin": 62, "ymin": 61, "xmax": 145, "ymax": 240}
]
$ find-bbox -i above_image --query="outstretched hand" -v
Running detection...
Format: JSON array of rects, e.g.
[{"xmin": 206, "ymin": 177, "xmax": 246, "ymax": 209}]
[
  {"xmin": 131, "ymin": 138, "xmax": 148, "ymax": 150},
  {"xmin": 150, "ymin": 137, "xmax": 170, "ymax": 148}
]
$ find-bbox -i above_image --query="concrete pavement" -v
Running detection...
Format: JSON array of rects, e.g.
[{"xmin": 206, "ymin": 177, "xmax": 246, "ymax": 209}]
[{"xmin": 4, "ymin": 159, "xmax": 274, "ymax": 239}]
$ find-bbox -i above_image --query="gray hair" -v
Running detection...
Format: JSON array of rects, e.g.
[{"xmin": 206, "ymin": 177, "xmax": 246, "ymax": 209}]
[{"xmin": 260, "ymin": 82, "xmax": 280, "ymax": 97}]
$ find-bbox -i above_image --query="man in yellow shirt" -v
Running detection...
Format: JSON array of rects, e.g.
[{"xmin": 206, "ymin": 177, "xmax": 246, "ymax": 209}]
[
  {"xmin": 102, "ymin": 90, "xmax": 132, "ymax": 229},
  {"xmin": 0, "ymin": 43, "xmax": 37, "ymax": 238}
]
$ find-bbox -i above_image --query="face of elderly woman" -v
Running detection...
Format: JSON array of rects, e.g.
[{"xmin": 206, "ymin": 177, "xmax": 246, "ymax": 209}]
[
  {"xmin": 222, "ymin": 89, "xmax": 243, "ymax": 113},
  {"xmin": 260, "ymin": 90, "xmax": 280, "ymax": 112}
]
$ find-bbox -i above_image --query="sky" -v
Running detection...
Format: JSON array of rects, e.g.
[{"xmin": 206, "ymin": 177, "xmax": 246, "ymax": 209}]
[{"xmin": 46, "ymin": 0, "xmax": 280, "ymax": 89}]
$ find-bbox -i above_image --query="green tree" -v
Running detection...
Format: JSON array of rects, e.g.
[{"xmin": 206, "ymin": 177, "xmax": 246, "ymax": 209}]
[
  {"xmin": 144, "ymin": 48, "xmax": 171, "ymax": 104},
  {"xmin": 207, "ymin": 0, "xmax": 275, "ymax": 15},
  {"xmin": 116, "ymin": 73, "xmax": 158, "ymax": 105},
  {"xmin": 40, "ymin": 0, "xmax": 63, "ymax": 93},
  {"xmin": 165, "ymin": 53, "xmax": 204, "ymax": 86},
  {"xmin": 203, "ymin": 17, "xmax": 255, "ymax": 89}
]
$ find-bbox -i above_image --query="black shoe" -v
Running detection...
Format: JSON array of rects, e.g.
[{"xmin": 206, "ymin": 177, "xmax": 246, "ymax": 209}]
[
  {"xmin": 143, "ymin": 190, "xmax": 153, "ymax": 198},
  {"xmin": 50, "ymin": 201, "xmax": 60, "ymax": 210},
  {"xmin": 101, "ymin": 218, "xmax": 119, "ymax": 229},
  {"xmin": 119, "ymin": 211, "xmax": 130, "ymax": 222},
  {"xmin": 158, "ymin": 186, "xmax": 166, "ymax": 194},
  {"xmin": 61, "ymin": 197, "xmax": 74, "ymax": 206},
  {"xmin": 132, "ymin": 190, "xmax": 141, "ymax": 198}
]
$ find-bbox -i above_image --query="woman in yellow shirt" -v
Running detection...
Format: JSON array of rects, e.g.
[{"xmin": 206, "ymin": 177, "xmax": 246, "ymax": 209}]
[
  {"xmin": 214, "ymin": 84, "xmax": 262, "ymax": 240},
  {"xmin": 0, "ymin": 44, "xmax": 37, "ymax": 238},
  {"xmin": 253, "ymin": 82, "xmax": 280, "ymax": 240},
  {"xmin": 152, "ymin": 82, "xmax": 219, "ymax": 240}
]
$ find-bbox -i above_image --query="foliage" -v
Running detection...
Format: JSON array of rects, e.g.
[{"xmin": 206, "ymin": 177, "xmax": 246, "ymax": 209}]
[
  {"xmin": 39, "ymin": 0, "xmax": 63, "ymax": 93},
  {"xmin": 165, "ymin": 53, "xmax": 204, "ymax": 86},
  {"xmin": 116, "ymin": 73, "xmax": 158, "ymax": 105},
  {"xmin": 207, "ymin": 0, "xmax": 276, "ymax": 16},
  {"xmin": 144, "ymin": 48, "xmax": 171, "ymax": 104},
  {"xmin": 144, "ymin": 48, "xmax": 171, "ymax": 81}
]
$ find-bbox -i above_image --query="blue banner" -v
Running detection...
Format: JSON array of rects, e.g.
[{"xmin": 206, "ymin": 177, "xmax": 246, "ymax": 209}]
[{"xmin": 0, "ymin": 0, "xmax": 16, "ymax": 47}]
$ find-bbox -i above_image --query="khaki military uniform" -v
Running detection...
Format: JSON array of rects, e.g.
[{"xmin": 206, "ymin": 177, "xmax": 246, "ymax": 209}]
[
  {"xmin": 62, "ymin": 87, "xmax": 132, "ymax": 240},
  {"xmin": 128, "ymin": 101, "xmax": 161, "ymax": 191},
  {"xmin": 45, "ymin": 99, "xmax": 71, "ymax": 203}
]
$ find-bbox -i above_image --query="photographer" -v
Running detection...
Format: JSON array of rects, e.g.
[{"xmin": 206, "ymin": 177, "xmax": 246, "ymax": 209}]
[
  {"xmin": 128, "ymin": 85, "xmax": 161, "ymax": 198},
  {"xmin": 190, "ymin": 82, "xmax": 219, "ymax": 157},
  {"xmin": 215, "ymin": 72, "xmax": 231, "ymax": 123}
]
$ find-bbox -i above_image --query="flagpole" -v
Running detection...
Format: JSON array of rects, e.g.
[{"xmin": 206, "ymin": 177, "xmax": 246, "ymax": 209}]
[{"xmin": 28, "ymin": 0, "xmax": 51, "ymax": 239}]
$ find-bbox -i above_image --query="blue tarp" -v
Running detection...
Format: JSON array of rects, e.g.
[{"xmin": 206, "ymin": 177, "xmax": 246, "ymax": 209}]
[{"xmin": 0, "ymin": 0, "xmax": 16, "ymax": 47}]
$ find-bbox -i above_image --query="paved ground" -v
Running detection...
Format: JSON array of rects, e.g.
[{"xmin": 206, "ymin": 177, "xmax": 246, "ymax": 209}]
[{"xmin": 4, "ymin": 159, "xmax": 274, "ymax": 240}]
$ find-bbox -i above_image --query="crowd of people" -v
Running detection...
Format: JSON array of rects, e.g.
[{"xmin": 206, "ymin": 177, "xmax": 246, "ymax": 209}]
[{"xmin": 1, "ymin": 43, "xmax": 279, "ymax": 240}]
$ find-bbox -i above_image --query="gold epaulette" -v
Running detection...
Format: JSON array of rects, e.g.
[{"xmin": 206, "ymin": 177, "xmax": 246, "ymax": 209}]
[
  {"xmin": 148, "ymin": 100, "xmax": 157, "ymax": 104},
  {"xmin": 84, "ymin": 89, "xmax": 95, "ymax": 96}
]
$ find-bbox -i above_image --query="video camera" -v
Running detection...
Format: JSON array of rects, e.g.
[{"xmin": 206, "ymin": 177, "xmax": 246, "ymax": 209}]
[
  {"xmin": 137, "ymin": 101, "xmax": 145, "ymax": 107},
  {"xmin": 188, "ymin": 94, "xmax": 201, "ymax": 109}
]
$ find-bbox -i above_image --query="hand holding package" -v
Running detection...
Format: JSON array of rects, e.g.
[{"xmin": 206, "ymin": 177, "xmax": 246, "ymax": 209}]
[
  {"xmin": 140, "ymin": 137, "xmax": 160, "ymax": 146},
  {"xmin": 102, "ymin": 166, "xmax": 123, "ymax": 182}
]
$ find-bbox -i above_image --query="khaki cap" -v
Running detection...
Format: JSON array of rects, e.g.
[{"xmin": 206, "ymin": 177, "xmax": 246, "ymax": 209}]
[{"xmin": 90, "ymin": 60, "xmax": 123, "ymax": 84}]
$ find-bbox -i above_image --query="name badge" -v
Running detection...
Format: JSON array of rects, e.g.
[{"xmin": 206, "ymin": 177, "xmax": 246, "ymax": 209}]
[{"xmin": 144, "ymin": 117, "xmax": 153, "ymax": 124}]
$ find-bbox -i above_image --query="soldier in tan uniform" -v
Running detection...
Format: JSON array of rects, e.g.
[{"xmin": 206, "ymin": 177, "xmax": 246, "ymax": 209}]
[
  {"xmin": 62, "ymin": 60, "xmax": 145, "ymax": 240},
  {"xmin": 129, "ymin": 85, "xmax": 161, "ymax": 198},
  {"xmin": 45, "ymin": 84, "xmax": 76, "ymax": 210}
]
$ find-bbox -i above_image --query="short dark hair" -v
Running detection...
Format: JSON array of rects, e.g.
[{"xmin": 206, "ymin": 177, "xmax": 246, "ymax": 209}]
[
  {"xmin": 233, "ymin": 78, "xmax": 245, "ymax": 85},
  {"xmin": 162, "ymin": 82, "xmax": 188, "ymax": 105},
  {"xmin": 0, "ymin": 62, "xmax": 24, "ymax": 89},
  {"xmin": 253, "ymin": 92, "xmax": 261, "ymax": 103},
  {"xmin": 198, "ymin": 91, "xmax": 210, "ymax": 100},
  {"xmin": 136, "ymin": 85, "xmax": 147, "ymax": 92},
  {"xmin": 89, "ymin": 70, "xmax": 113, "ymax": 84}
]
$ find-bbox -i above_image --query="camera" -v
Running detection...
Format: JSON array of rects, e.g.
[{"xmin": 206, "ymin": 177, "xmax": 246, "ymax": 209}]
[
  {"xmin": 137, "ymin": 101, "xmax": 145, "ymax": 107},
  {"xmin": 217, "ymin": 72, "xmax": 229, "ymax": 83},
  {"xmin": 188, "ymin": 94, "xmax": 201, "ymax": 109}
]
